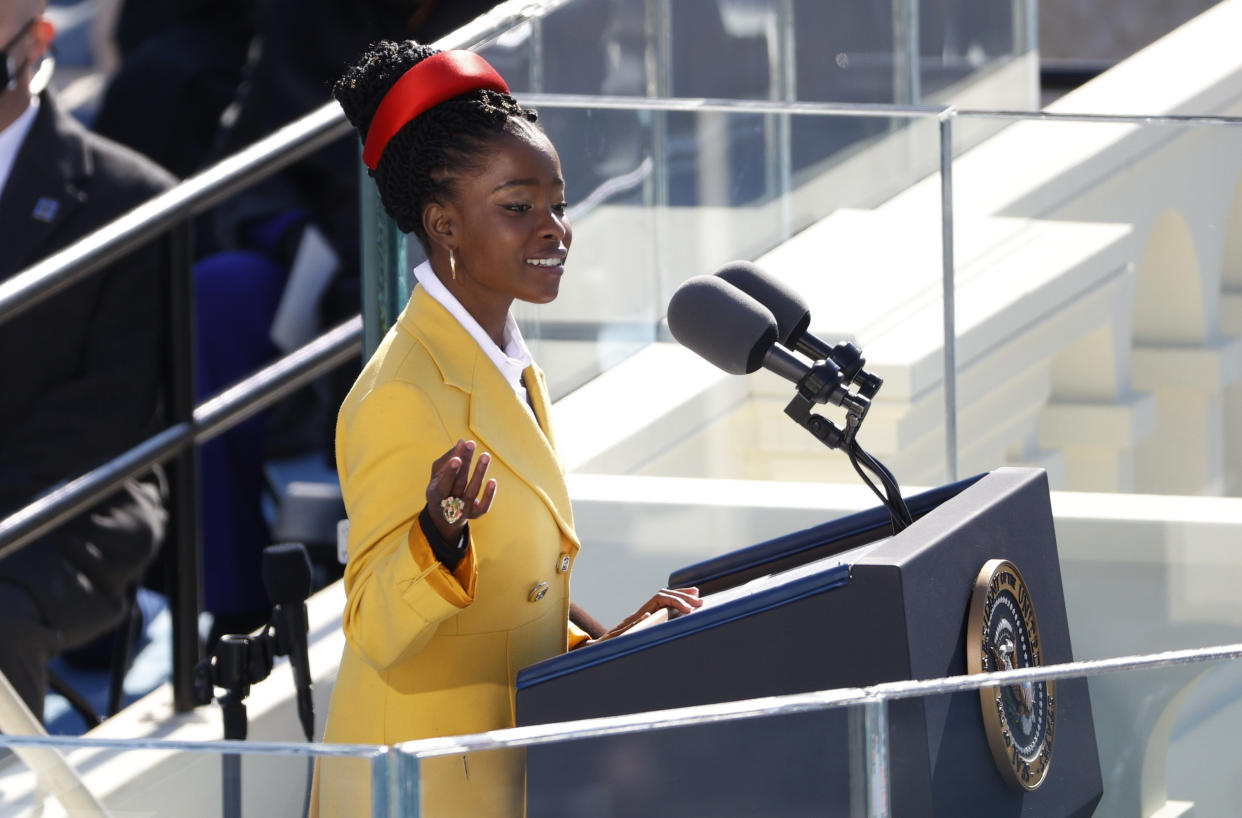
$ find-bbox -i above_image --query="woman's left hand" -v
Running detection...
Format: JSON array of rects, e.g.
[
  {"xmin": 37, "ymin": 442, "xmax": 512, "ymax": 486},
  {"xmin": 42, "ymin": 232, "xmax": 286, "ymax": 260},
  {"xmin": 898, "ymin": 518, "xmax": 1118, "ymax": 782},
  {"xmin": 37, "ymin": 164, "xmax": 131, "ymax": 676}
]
[{"xmin": 591, "ymin": 587, "xmax": 703, "ymax": 643}]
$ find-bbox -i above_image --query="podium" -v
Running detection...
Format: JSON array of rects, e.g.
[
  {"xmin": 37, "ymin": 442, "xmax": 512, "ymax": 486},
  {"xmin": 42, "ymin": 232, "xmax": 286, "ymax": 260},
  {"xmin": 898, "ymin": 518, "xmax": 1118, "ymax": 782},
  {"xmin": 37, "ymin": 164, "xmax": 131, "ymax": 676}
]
[{"xmin": 517, "ymin": 468, "xmax": 1103, "ymax": 817}]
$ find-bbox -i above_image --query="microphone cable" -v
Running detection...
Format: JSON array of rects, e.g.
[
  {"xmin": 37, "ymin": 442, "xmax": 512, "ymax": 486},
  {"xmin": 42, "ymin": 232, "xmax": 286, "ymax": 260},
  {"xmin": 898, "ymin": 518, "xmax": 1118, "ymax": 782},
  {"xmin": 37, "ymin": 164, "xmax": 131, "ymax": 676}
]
[{"xmin": 844, "ymin": 419, "xmax": 913, "ymax": 535}]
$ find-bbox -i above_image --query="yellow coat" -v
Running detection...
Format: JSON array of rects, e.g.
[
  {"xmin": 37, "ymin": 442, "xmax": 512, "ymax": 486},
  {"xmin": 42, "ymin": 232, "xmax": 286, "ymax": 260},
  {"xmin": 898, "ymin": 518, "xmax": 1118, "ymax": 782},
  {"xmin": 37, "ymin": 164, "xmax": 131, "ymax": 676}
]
[{"xmin": 313, "ymin": 286, "xmax": 585, "ymax": 818}]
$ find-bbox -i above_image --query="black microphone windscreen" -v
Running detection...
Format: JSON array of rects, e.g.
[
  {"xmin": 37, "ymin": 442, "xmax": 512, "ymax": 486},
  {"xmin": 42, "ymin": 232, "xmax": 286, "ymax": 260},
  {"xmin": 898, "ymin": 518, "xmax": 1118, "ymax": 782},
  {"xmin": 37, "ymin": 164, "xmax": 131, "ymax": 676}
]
[
  {"xmin": 715, "ymin": 261, "xmax": 811, "ymax": 348},
  {"xmin": 262, "ymin": 542, "xmax": 313, "ymax": 604},
  {"xmin": 667, "ymin": 275, "xmax": 779, "ymax": 375}
]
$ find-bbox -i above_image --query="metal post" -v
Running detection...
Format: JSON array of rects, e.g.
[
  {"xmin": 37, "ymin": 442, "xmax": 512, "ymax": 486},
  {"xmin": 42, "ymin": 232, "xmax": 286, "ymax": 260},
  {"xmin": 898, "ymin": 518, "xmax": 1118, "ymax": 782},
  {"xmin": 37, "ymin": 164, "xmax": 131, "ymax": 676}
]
[
  {"xmin": 379, "ymin": 213, "xmax": 409, "ymax": 346},
  {"xmin": 891, "ymin": 0, "xmax": 920, "ymax": 105},
  {"xmin": 369, "ymin": 748, "xmax": 390, "ymax": 818},
  {"xmin": 939, "ymin": 115, "xmax": 958, "ymax": 482},
  {"xmin": 1013, "ymin": 0, "xmax": 1037, "ymax": 56},
  {"xmin": 359, "ymin": 155, "xmax": 408, "ymax": 361},
  {"xmin": 165, "ymin": 219, "xmax": 203, "ymax": 713},
  {"xmin": 864, "ymin": 699, "xmax": 891, "ymax": 818},
  {"xmin": 645, "ymin": 0, "xmax": 672, "ymax": 313},
  {"xmin": 848, "ymin": 704, "xmax": 866, "ymax": 817},
  {"xmin": 530, "ymin": 16, "xmax": 544, "ymax": 93},
  {"xmin": 768, "ymin": 0, "xmax": 795, "ymax": 240},
  {"xmin": 359, "ymin": 156, "xmax": 381, "ymax": 361},
  {"xmin": 644, "ymin": 0, "xmax": 672, "ymax": 196},
  {"xmin": 388, "ymin": 747, "xmax": 420, "ymax": 818}
]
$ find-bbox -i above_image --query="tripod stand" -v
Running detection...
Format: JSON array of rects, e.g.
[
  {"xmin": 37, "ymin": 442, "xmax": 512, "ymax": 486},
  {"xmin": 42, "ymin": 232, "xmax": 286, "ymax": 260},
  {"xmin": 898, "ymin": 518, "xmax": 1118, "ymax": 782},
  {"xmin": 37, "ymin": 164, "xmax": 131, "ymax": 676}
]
[{"xmin": 193, "ymin": 542, "xmax": 315, "ymax": 818}]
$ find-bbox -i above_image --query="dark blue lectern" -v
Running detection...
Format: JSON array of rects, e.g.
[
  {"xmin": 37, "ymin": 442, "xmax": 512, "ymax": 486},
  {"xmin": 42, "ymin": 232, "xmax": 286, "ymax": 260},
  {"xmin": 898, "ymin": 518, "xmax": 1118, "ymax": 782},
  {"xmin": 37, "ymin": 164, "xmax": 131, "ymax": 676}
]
[{"xmin": 517, "ymin": 468, "xmax": 1102, "ymax": 817}]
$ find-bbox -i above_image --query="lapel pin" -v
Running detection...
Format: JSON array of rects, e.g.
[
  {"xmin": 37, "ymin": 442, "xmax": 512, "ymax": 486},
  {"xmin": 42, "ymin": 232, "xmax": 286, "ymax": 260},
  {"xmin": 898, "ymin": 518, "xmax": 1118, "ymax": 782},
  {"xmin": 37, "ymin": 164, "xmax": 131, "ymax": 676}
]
[{"xmin": 32, "ymin": 197, "xmax": 59, "ymax": 223}]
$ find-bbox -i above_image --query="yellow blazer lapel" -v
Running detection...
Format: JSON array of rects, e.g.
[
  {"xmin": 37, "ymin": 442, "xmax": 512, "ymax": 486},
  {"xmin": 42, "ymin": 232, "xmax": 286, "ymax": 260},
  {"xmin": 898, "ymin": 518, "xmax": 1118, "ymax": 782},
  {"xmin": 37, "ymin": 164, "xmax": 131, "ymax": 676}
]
[
  {"xmin": 469, "ymin": 370, "xmax": 579, "ymax": 551},
  {"xmin": 402, "ymin": 288, "xmax": 579, "ymax": 551},
  {"xmin": 523, "ymin": 364, "xmax": 557, "ymax": 452}
]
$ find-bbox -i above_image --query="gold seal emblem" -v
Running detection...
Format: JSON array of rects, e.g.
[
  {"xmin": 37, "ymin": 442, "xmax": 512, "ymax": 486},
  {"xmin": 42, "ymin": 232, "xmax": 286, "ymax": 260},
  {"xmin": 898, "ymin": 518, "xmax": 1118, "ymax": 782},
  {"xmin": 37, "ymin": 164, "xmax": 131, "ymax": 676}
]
[{"xmin": 966, "ymin": 559, "xmax": 1056, "ymax": 791}]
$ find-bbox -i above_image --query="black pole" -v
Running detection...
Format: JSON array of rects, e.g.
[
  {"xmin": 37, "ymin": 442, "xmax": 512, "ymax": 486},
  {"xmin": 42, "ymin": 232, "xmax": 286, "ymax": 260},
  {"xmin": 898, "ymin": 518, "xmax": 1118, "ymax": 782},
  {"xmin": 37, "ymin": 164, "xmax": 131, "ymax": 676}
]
[
  {"xmin": 165, "ymin": 219, "xmax": 204, "ymax": 713},
  {"xmin": 222, "ymin": 738, "xmax": 244, "ymax": 818},
  {"xmin": 215, "ymin": 636, "xmax": 252, "ymax": 818}
]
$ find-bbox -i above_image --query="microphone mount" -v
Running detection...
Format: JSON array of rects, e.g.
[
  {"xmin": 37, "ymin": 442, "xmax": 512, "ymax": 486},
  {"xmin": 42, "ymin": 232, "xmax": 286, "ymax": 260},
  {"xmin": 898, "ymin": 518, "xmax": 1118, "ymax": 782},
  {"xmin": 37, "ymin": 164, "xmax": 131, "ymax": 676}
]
[
  {"xmin": 825, "ymin": 341, "xmax": 882, "ymax": 400},
  {"xmin": 192, "ymin": 619, "xmax": 282, "ymax": 741},
  {"xmin": 780, "ymin": 351, "xmax": 877, "ymax": 452},
  {"xmin": 779, "ymin": 346, "xmax": 912, "ymax": 534},
  {"xmin": 193, "ymin": 620, "xmax": 286, "ymax": 818},
  {"xmin": 192, "ymin": 540, "xmax": 316, "ymax": 818},
  {"xmin": 674, "ymin": 262, "xmax": 910, "ymax": 533}
]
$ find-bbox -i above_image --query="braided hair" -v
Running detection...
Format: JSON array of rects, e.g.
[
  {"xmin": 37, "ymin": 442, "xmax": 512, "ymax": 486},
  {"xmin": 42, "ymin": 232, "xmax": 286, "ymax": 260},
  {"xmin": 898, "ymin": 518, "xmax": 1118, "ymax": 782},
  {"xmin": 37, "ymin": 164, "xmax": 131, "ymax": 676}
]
[{"xmin": 334, "ymin": 40, "xmax": 539, "ymax": 250}]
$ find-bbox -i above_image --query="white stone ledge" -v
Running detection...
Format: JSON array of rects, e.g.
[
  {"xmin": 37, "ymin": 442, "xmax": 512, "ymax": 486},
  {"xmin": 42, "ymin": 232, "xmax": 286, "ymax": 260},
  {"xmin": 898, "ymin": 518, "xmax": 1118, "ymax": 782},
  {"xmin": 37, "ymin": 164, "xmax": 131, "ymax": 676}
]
[
  {"xmin": 1222, "ymin": 291, "xmax": 1242, "ymax": 334},
  {"xmin": 1131, "ymin": 335, "xmax": 1242, "ymax": 392},
  {"xmin": 553, "ymin": 342, "xmax": 747, "ymax": 474},
  {"xmin": 1046, "ymin": 0, "xmax": 1242, "ymax": 117},
  {"xmin": 1038, "ymin": 392, "xmax": 1158, "ymax": 448}
]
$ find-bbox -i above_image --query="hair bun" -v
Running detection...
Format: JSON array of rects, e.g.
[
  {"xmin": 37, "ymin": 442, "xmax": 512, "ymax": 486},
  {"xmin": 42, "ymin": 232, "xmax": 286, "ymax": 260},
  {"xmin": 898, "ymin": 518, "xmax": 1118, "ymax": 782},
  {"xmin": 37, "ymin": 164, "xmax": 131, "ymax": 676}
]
[
  {"xmin": 333, "ymin": 40, "xmax": 440, "ymax": 140},
  {"xmin": 333, "ymin": 40, "xmax": 540, "ymax": 245}
]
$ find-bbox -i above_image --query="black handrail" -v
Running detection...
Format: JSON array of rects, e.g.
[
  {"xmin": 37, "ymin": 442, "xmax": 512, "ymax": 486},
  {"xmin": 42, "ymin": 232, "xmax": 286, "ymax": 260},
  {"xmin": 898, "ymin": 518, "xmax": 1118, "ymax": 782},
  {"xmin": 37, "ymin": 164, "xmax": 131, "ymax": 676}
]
[
  {"xmin": 0, "ymin": 0, "xmax": 577, "ymax": 325},
  {"xmin": 0, "ymin": 105, "xmax": 350, "ymax": 326},
  {"xmin": 0, "ymin": 103, "xmax": 350, "ymax": 712},
  {"xmin": 0, "ymin": 317, "xmax": 362, "ymax": 558},
  {"xmin": 0, "ymin": 312, "xmax": 362, "ymax": 711}
]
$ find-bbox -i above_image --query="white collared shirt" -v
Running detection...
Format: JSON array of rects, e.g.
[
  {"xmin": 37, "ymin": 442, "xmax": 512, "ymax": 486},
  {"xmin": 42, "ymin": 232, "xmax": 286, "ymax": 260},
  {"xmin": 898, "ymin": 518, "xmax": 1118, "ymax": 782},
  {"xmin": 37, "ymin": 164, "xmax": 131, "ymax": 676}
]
[
  {"xmin": 412, "ymin": 260, "xmax": 535, "ymax": 406},
  {"xmin": 0, "ymin": 95, "xmax": 38, "ymax": 199}
]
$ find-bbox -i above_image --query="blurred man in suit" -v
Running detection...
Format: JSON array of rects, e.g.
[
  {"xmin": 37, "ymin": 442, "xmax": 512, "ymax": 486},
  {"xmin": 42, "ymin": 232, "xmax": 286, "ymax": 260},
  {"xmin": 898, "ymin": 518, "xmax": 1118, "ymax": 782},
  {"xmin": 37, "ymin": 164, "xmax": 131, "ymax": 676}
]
[{"xmin": 0, "ymin": 0, "xmax": 173, "ymax": 723}]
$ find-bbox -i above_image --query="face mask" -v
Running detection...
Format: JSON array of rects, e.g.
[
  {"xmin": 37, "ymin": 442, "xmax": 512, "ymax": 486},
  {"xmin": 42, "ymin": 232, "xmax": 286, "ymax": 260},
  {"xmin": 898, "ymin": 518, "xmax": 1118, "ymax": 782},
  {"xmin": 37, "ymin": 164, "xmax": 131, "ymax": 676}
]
[{"xmin": 1, "ymin": 18, "xmax": 36, "ymax": 92}]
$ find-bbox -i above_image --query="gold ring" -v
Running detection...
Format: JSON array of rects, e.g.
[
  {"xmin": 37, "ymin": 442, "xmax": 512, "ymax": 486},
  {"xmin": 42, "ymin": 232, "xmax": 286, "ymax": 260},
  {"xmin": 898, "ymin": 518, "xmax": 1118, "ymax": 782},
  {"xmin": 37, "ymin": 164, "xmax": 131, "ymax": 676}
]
[{"xmin": 439, "ymin": 496, "xmax": 465, "ymax": 525}]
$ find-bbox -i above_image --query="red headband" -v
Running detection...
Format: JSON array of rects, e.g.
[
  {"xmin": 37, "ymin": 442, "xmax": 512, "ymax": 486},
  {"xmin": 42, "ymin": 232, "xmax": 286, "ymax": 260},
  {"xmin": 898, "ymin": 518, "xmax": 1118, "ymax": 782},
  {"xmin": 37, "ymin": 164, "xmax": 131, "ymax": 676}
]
[{"xmin": 362, "ymin": 50, "xmax": 511, "ymax": 170}]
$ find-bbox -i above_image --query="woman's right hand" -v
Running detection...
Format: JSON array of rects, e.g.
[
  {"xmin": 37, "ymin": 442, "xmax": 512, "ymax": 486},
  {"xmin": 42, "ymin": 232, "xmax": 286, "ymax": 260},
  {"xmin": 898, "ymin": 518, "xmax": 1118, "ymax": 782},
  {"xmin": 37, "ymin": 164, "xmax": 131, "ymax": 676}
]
[{"xmin": 426, "ymin": 439, "xmax": 498, "ymax": 542}]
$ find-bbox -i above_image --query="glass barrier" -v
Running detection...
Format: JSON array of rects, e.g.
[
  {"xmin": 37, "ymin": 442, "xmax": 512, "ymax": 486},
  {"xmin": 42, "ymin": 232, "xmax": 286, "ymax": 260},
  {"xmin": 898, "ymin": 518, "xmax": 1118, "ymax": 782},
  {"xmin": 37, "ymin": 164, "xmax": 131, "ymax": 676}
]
[
  {"xmin": 367, "ymin": 99, "xmax": 947, "ymax": 424},
  {"xmin": 9, "ymin": 648, "xmax": 1242, "ymax": 816},
  {"xmin": 357, "ymin": 8, "xmax": 1242, "ymax": 498},
  {"xmin": 388, "ymin": 693, "xmax": 877, "ymax": 818},
  {"xmin": 360, "ymin": 103, "xmax": 1242, "ymax": 502},
  {"xmin": 471, "ymin": 0, "xmax": 1036, "ymax": 109},
  {"xmin": 362, "ymin": 0, "xmax": 1040, "ymax": 365},
  {"xmin": 524, "ymin": 99, "xmax": 948, "ymax": 407},
  {"xmin": 948, "ymin": 112, "xmax": 1242, "ymax": 497},
  {"xmin": 0, "ymin": 733, "xmax": 387, "ymax": 818},
  {"xmin": 369, "ymin": 644, "xmax": 1242, "ymax": 818}
]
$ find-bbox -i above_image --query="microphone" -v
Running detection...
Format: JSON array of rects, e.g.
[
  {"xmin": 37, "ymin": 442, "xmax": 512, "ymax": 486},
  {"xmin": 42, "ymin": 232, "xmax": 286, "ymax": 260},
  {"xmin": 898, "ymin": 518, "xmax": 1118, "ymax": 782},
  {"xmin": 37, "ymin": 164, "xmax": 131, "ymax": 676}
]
[
  {"xmin": 262, "ymin": 542, "xmax": 315, "ymax": 742},
  {"xmin": 670, "ymin": 272, "xmax": 908, "ymax": 527},
  {"xmin": 715, "ymin": 260, "xmax": 815, "ymax": 353},
  {"xmin": 666, "ymin": 275, "xmax": 860, "ymax": 411},
  {"xmin": 714, "ymin": 260, "xmax": 881, "ymax": 396},
  {"xmin": 667, "ymin": 274, "xmax": 801, "ymax": 381}
]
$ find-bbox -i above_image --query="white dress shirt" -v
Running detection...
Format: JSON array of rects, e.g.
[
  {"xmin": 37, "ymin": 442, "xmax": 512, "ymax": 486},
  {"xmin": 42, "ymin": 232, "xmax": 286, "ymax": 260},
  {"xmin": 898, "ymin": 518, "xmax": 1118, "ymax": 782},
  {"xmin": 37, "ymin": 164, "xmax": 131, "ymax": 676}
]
[
  {"xmin": 0, "ymin": 95, "xmax": 38, "ymax": 198},
  {"xmin": 412, "ymin": 259, "xmax": 535, "ymax": 406}
]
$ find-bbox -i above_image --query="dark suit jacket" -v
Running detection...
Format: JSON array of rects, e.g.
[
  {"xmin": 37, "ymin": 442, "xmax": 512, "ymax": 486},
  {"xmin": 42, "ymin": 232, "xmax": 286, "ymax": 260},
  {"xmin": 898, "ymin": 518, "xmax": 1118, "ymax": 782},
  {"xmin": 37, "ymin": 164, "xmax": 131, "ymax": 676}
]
[{"xmin": 0, "ymin": 91, "xmax": 175, "ymax": 637}]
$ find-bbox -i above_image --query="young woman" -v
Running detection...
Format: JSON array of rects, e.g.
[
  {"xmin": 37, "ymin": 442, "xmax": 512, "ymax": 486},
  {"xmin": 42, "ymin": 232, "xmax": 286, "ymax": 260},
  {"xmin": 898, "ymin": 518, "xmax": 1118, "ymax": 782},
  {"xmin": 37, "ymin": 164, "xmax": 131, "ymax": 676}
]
[{"xmin": 313, "ymin": 41, "xmax": 700, "ymax": 817}]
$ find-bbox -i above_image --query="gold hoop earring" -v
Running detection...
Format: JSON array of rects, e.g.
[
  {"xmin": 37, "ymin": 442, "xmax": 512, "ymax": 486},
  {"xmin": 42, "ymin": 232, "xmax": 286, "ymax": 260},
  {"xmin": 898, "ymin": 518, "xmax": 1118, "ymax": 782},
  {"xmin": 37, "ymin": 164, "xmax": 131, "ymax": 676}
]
[{"xmin": 449, "ymin": 249, "xmax": 457, "ymax": 280}]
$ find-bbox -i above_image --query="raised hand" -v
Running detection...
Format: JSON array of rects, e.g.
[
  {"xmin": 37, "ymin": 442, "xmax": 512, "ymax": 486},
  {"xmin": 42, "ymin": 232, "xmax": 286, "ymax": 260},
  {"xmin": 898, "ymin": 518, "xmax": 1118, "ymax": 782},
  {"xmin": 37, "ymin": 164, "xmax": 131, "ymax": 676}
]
[{"xmin": 426, "ymin": 439, "xmax": 498, "ymax": 542}]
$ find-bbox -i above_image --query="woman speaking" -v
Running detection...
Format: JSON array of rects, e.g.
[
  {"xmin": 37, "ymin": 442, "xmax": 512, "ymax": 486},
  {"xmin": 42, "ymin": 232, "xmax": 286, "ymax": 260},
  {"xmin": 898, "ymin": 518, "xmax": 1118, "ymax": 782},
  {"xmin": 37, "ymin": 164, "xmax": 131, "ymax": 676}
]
[{"xmin": 312, "ymin": 41, "xmax": 700, "ymax": 817}]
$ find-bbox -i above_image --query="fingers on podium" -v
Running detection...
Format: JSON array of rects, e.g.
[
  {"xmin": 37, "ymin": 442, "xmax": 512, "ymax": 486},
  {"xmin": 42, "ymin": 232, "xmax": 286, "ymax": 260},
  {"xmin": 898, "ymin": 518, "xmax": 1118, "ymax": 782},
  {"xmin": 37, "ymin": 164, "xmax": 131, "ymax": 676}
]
[{"xmin": 653, "ymin": 587, "xmax": 702, "ymax": 615}]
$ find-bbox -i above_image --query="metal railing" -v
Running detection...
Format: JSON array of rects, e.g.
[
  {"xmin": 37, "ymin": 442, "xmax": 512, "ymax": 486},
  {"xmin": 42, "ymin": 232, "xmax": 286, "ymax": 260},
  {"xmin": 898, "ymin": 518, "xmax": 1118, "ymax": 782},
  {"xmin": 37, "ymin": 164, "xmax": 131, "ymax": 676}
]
[
  {"xmin": 3, "ymin": 640, "xmax": 1239, "ymax": 817},
  {"xmin": 0, "ymin": 105, "xmax": 355, "ymax": 712},
  {"xmin": 391, "ymin": 641, "xmax": 1242, "ymax": 818},
  {"xmin": 0, "ymin": 0, "xmax": 578, "ymax": 714}
]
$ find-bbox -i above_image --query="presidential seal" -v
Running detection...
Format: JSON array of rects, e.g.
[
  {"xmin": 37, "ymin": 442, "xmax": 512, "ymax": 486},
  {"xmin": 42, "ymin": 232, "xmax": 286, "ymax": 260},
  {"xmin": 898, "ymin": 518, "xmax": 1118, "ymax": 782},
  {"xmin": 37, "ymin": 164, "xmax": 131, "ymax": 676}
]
[{"xmin": 966, "ymin": 559, "xmax": 1056, "ymax": 791}]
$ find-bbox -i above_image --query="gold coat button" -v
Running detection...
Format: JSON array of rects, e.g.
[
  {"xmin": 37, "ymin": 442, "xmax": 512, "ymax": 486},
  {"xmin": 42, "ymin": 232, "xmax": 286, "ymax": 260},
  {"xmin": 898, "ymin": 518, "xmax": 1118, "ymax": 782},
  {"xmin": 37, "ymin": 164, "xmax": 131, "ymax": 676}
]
[
  {"xmin": 528, "ymin": 582, "xmax": 550, "ymax": 603},
  {"xmin": 556, "ymin": 554, "xmax": 571, "ymax": 574}
]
